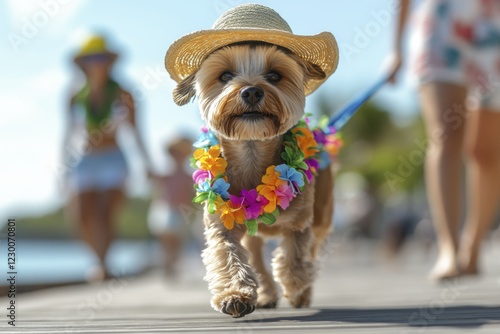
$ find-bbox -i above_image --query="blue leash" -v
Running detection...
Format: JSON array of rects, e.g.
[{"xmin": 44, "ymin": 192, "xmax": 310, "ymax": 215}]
[{"xmin": 326, "ymin": 75, "xmax": 389, "ymax": 132}]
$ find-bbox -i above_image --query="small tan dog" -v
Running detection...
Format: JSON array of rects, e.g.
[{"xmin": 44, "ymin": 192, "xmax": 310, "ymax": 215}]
[{"xmin": 165, "ymin": 4, "xmax": 339, "ymax": 318}]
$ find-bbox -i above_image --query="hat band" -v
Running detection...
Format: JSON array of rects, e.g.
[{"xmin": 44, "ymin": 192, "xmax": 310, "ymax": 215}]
[{"xmin": 79, "ymin": 53, "xmax": 114, "ymax": 63}]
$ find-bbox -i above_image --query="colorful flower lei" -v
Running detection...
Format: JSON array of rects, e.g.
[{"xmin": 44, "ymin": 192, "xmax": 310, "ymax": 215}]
[{"xmin": 191, "ymin": 117, "xmax": 343, "ymax": 235}]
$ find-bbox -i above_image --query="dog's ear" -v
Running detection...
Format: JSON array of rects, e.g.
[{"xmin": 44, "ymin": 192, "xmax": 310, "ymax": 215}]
[
  {"xmin": 301, "ymin": 60, "xmax": 326, "ymax": 82},
  {"xmin": 287, "ymin": 53, "xmax": 327, "ymax": 84},
  {"xmin": 173, "ymin": 72, "xmax": 197, "ymax": 106}
]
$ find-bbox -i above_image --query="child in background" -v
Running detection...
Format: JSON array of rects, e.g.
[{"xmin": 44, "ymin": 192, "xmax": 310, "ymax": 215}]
[{"xmin": 148, "ymin": 137, "xmax": 195, "ymax": 276}]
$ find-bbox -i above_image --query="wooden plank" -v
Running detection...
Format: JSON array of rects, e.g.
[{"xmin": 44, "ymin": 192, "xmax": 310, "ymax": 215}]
[{"xmin": 1, "ymin": 239, "xmax": 499, "ymax": 333}]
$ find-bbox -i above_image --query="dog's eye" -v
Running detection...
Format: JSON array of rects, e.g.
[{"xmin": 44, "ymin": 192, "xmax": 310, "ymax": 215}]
[
  {"xmin": 219, "ymin": 72, "xmax": 234, "ymax": 83},
  {"xmin": 265, "ymin": 71, "xmax": 282, "ymax": 83}
]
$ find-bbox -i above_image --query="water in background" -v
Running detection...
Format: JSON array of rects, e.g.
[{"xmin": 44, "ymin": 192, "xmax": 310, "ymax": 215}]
[{"xmin": 0, "ymin": 239, "xmax": 154, "ymax": 285}]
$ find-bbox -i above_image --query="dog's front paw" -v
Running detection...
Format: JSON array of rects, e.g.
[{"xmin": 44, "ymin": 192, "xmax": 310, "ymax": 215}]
[
  {"xmin": 288, "ymin": 286, "xmax": 311, "ymax": 308},
  {"xmin": 256, "ymin": 286, "xmax": 278, "ymax": 309},
  {"xmin": 275, "ymin": 257, "xmax": 316, "ymax": 305},
  {"xmin": 212, "ymin": 288, "xmax": 257, "ymax": 318},
  {"xmin": 257, "ymin": 297, "xmax": 278, "ymax": 309},
  {"xmin": 222, "ymin": 297, "xmax": 255, "ymax": 318}
]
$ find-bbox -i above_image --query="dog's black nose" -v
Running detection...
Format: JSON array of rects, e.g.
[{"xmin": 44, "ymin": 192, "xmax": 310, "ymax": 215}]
[{"xmin": 240, "ymin": 87, "xmax": 264, "ymax": 105}]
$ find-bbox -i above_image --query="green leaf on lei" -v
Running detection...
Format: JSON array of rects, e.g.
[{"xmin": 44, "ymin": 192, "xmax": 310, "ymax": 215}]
[
  {"xmin": 245, "ymin": 219, "xmax": 258, "ymax": 236},
  {"xmin": 206, "ymin": 192, "xmax": 219, "ymax": 214},
  {"xmin": 260, "ymin": 212, "xmax": 277, "ymax": 225},
  {"xmin": 299, "ymin": 170, "xmax": 309, "ymax": 184},
  {"xmin": 296, "ymin": 119, "xmax": 308, "ymax": 128},
  {"xmin": 318, "ymin": 115, "xmax": 329, "ymax": 128},
  {"xmin": 207, "ymin": 200, "xmax": 217, "ymax": 214},
  {"xmin": 193, "ymin": 192, "xmax": 209, "ymax": 204},
  {"xmin": 189, "ymin": 157, "xmax": 198, "ymax": 169},
  {"xmin": 210, "ymin": 173, "xmax": 226, "ymax": 185}
]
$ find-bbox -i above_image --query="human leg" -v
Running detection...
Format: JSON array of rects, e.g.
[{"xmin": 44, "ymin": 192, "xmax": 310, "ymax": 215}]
[
  {"xmin": 460, "ymin": 108, "xmax": 500, "ymax": 274},
  {"xmin": 419, "ymin": 82, "xmax": 467, "ymax": 279},
  {"xmin": 74, "ymin": 189, "xmax": 109, "ymax": 280},
  {"xmin": 99, "ymin": 188, "xmax": 125, "ymax": 277}
]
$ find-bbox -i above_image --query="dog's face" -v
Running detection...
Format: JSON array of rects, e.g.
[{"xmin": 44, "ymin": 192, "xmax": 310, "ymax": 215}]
[{"xmin": 173, "ymin": 43, "xmax": 325, "ymax": 140}]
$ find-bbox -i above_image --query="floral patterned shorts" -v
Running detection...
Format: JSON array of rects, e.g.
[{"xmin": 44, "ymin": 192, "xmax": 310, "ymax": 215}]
[{"xmin": 410, "ymin": 0, "xmax": 500, "ymax": 109}]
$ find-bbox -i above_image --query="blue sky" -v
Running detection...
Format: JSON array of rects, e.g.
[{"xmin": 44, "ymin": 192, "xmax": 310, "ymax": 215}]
[{"xmin": 0, "ymin": 0, "xmax": 419, "ymax": 220}]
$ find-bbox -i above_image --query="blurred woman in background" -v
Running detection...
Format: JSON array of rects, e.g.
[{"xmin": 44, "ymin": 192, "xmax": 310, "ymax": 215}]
[
  {"xmin": 63, "ymin": 34, "xmax": 153, "ymax": 280},
  {"xmin": 390, "ymin": 0, "xmax": 500, "ymax": 280}
]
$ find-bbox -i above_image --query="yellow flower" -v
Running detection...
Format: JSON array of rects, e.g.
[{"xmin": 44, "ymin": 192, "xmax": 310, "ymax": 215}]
[
  {"xmin": 194, "ymin": 145, "xmax": 227, "ymax": 176},
  {"xmin": 292, "ymin": 127, "xmax": 319, "ymax": 159},
  {"xmin": 215, "ymin": 196, "xmax": 246, "ymax": 230}
]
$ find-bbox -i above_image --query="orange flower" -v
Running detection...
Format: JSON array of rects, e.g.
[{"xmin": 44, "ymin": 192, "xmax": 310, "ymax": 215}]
[
  {"xmin": 260, "ymin": 166, "xmax": 286, "ymax": 186},
  {"xmin": 292, "ymin": 127, "xmax": 319, "ymax": 158},
  {"xmin": 194, "ymin": 145, "xmax": 227, "ymax": 176},
  {"xmin": 215, "ymin": 196, "xmax": 246, "ymax": 230},
  {"xmin": 256, "ymin": 185, "xmax": 278, "ymax": 213},
  {"xmin": 256, "ymin": 166, "xmax": 286, "ymax": 212}
]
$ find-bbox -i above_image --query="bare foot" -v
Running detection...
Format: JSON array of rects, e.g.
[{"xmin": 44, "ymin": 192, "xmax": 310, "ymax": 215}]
[
  {"xmin": 459, "ymin": 266, "xmax": 479, "ymax": 276},
  {"xmin": 429, "ymin": 255, "xmax": 460, "ymax": 281},
  {"xmin": 457, "ymin": 247, "xmax": 480, "ymax": 277},
  {"xmin": 85, "ymin": 264, "xmax": 106, "ymax": 283}
]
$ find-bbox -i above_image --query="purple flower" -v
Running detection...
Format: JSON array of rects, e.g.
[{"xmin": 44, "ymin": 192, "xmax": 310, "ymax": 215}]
[
  {"xmin": 229, "ymin": 195, "xmax": 245, "ymax": 208},
  {"xmin": 303, "ymin": 159, "xmax": 319, "ymax": 183},
  {"xmin": 241, "ymin": 189, "xmax": 268, "ymax": 220},
  {"xmin": 307, "ymin": 158, "xmax": 319, "ymax": 171},
  {"xmin": 313, "ymin": 129, "xmax": 326, "ymax": 145}
]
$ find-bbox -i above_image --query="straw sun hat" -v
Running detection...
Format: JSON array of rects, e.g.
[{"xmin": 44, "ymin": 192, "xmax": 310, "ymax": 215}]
[
  {"xmin": 165, "ymin": 3, "xmax": 339, "ymax": 96},
  {"xmin": 74, "ymin": 35, "xmax": 118, "ymax": 67}
]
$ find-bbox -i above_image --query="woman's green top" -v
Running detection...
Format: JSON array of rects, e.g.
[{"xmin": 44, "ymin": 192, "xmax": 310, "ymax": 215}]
[{"xmin": 74, "ymin": 79, "xmax": 121, "ymax": 129}]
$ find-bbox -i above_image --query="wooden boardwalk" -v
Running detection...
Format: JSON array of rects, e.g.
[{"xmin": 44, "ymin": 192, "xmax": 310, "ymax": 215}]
[{"xmin": 2, "ymin": 239, "xmax": 500, "ymax": 333}]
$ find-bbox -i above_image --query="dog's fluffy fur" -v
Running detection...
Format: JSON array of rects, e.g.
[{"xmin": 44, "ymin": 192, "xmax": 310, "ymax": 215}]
[{"xmin": 173, "ymin": 43, "xmax": 334, "ymax": 318}]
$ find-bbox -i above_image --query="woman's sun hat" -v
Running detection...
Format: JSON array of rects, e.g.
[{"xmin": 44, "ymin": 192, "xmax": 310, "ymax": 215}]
[
  {"xmin": 165, "ymin": 3, "xmax": 339, "ymax": 96},
  {"xmin": 74, "ymin": 34, "xmax": 118, "ymax": 67}
]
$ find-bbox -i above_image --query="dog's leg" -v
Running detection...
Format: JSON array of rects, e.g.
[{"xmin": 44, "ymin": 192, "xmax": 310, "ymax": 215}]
[
  {"xmin": 202, "ymin": 214, "xmax": 258, "ymax": 318},
  {"xmin": 242, "ymin": 234, "xmax": 279, "ymax": 308},
  {"xmin": 272, "ymin": 225, "xmax": 316, "ymax": 308},
  {"xmin": 294, "ymin": 167, "xmax": 335, "ymax": 306},
  {"xmin": 311, "ymin": 166, "xmax": 335, "ymax": 258}
]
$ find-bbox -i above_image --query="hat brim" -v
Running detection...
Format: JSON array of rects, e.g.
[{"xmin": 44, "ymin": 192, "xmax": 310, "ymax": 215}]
[
  {"xmin": 165, "ymin": 28, "xmax": 339, "ymax": 96},
  {"xmin": 74, "ymin": 51, "xmax": 118, "ymax": 68}
]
